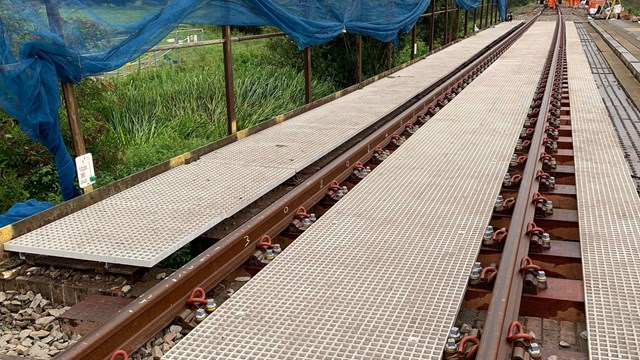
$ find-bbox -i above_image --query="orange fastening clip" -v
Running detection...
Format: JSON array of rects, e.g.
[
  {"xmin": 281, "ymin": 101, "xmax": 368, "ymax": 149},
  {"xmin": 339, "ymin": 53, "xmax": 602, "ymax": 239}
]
[
  {"xmin": 186, "ymin": 287, "xmax": 207, "ymax": 305},
  {"xmin": 294, "ymin": 207, "xmax": 309, "ymax": 219},
  {"xmin": 535, "ymin": 169, "xmax": 550, "ymax": 180},
  {"xmin": 526, "ymin": 221, "xmax": 545, "ymax": 235},
  {"xmin": 480, "ymin": 267, "xmax": 498, "ymax": 284},
  {"xmin": 457, "ymin": 336, "xmax": 480, "ymax": 359},
  {"xmin": 503, "ymin": 197, "xmax": 517, "ymax": 210},
  {"xmin": 373, "ymin": 146, "xmax": 384, "ymax": 153},
  {"xmin": 257, "ymin": 235, "xmax": 273, "ymax": 249},
  {"xmin": 329, "ymin": 180, "xmax": 341, "ymax": 191},
  {"xmin": 110, "ymin": 350, "xmax": 129, "ymax": 360},
  {"xmin": 531, "ymin": 192, "xmax": 548, "ymax": 204},
  {"xmin": 521, "ymin": 140, "xmax": 532, "ymax": 149},
  {"xmin": 353, "ymin": 162, "xmax": 365, "ymax": 171},
  {"xmin": 516, "ymin": 155, "xmax": 528, "ymax": 165},
  {"xmin": 519, "ymin": 256, "xmax": 541, "ymax": 272},
  {"xmin": 507, "ymin": 321, "xmax": 533, "ymax": 342},
  {"xmin": 539, "ymin": 152, "xmax": 553, "ymax": 162},
  {"xmin": 511, "ymin": 174, "xmax": 523, "ymax": 184},
  {"xmin": 492, "ymin": 228, "xmax": 508, "ymax": 243}
]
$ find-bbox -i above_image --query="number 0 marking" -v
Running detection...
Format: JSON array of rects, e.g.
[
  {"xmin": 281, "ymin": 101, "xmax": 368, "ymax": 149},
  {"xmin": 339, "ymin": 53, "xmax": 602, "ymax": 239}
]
[{"xmin": 284, "ymin": 206, "xmax": 289, "ymax": 214}]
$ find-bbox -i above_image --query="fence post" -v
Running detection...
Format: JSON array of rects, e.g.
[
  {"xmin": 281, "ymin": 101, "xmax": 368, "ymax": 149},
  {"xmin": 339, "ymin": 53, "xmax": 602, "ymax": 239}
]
[
  {"xmin": 356, "ymin": 35, "xmax": 363, "ymax": 83},
  {"xmin": 222, "ymin": 25, "xmax": 237, "ymax": 135},
  {"xmin": 304, "ymin": 47, "xmax": 312, "ymax": 104},
  {"xmin": 479, "ymin": 0, "xmax": 484, "ymax": 29},
  {"xmin": 444, "ymin": 0, "xmax": 449, "ymax": 45},
  {"xmin": 464, "ymin": 10, "xmax": 469, "ymax": 37},
  {"xmin": 429, "ymin": 0, "xmax": 435, "ymax": 52},
  {"xmin": 473, "ymin": 8, "xmax": 477, "ymax": 31},
  {"xmin": 387, "ymin": 43, "xmax": 393, "ymax": 70},
  {"xmin": 44, "ymin": 0, "xmax": 92, "ymax": 193}
]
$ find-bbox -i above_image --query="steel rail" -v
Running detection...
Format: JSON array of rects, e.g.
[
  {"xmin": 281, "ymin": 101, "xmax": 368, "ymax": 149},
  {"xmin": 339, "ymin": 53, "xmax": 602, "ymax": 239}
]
[
  {"xmin": 55, "ymin": 21, "xmax": 530, "ymax": 360},
  {"xmin": 476, "ymin": 7, "xmax": 565, "ymax": 359}
]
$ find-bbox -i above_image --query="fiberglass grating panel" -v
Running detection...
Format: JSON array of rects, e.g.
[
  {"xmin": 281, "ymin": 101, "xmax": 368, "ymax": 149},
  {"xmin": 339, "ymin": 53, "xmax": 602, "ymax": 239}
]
[
  {"xmin": 162, "ymin": 22, "xmax": 555, "ymax": 360},
  {"xmin": 4, "ymin": 23, "xmax": 520, "ymax": 268},
  {"xmin": 568, "ymin": 22, "xmax": 640, "ymax": 359}
]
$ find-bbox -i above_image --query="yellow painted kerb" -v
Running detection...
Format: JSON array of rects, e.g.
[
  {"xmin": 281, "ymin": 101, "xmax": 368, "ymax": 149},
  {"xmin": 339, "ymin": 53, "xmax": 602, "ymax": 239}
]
[
  {"xmin": 169, "ymin": 153, "xmax": 188, "ymax": 167},
  {"xmin": 0, "ymin": 225, "xmax": 14, "ymax": 244}
]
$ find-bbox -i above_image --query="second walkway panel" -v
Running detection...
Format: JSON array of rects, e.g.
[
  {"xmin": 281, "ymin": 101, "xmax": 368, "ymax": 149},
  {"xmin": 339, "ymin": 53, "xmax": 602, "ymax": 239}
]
[{"xmin": 163, "ymin": 21, "xmax": 556, "ymax": 360}]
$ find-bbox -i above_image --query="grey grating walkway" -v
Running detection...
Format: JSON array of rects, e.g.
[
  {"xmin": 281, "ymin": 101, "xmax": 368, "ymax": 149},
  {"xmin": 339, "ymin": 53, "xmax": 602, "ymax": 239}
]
[
  {"xmin": 3, "ymin": 23, "xmax": 520, "ymax": 267},
  {"xmin": 162, "ymin": 22, "xmax": 556, "ymax": 360},
  {"xmin": 576, "ymin": 22, "xmax": 640, "ymax": 189},
  {"xmin": 568, "ymin": 22, "xmax": 640, "ymax": 359}
]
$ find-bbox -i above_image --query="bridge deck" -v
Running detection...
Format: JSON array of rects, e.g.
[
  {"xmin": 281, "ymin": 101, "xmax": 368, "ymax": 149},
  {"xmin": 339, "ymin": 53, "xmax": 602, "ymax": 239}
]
[
  {"xmin": 3, "ymin": 23, "xmax": 520, "ymax": 267},
  {"xmin": 568, "ymin": 21, "xmax": 640, "ymax": 359},
  {"xmin": 162, "ymin": 22, "xmax": 555, "ymax": 360}
]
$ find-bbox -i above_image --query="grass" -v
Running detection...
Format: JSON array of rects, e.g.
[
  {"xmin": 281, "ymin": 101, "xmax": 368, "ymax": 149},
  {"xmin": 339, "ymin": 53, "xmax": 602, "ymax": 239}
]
[{"xmin": 94, "ymin": 37, "xmax": 335, "ymax": 185}]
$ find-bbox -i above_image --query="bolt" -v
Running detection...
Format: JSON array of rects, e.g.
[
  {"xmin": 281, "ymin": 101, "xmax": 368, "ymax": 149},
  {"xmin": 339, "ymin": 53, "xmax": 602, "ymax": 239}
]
[
  {"xmin": 541, "ymin": 233, "xmax": 551, "ymax": 247},
  {"xmin": 495, "ymin": 195, "xmax": 504, "ymax": 212},
  {"xmin": 516, "ymin": 139, "xmax": 523, "ymax": 151},
  {"xmin": 273, "ymin": 244, "xmax": 282, "ymax": 254},
  {"xmin": 265, "ymin": 249, "xmax": 275, "ymax": 260},
  {"xmin": 537, "ymin": 271, "xmax": 548, "ymax": 290},
  {"xmin": 195, "ymin": 308, "xmax": 207, "ymax": 323},
  {"xmin": 336, "ymin": 189, "xmax": 345, "ymax": 198},
  {"xmin": 529, "ymin": 342, "xmax": 542, "ymax": 358},
  {"xmin": 503, "ymin": 173, "xmax": 512, "ymax": 187},
  {"xmin": 551, "ymin": 158, "xmax": 557, "ymax": 169},
  {"xmin": 302, "ymin": 218, "xmax": 312, "ymax": 228},
  {"xmin": 449, "ymin": 327, "xmax": 462, "ymax": 341},
  {"xmin": 309, "ymin": 213, "xmax": 317, "ymax": 222},
  {"xmin": 483, "ymin": 226, "xmax": 494, "ymax": 245},
  {"xmin": 510, "ymin": 154, "xmax": 518, "ymax": 167},
  {"xmin": 342, "ymin": 186, "xmax": 349, "ymax": 194},
  {"xmin": 549, "ymin": 176, "xmax": 556, "ymax": 189},
  {"xmin": 545, "ymin": 200, "xmax": 553, "ymax": 214},
  {"xmin": 206, "ymin": 298, "xmax": 217, "ymax": 313},
  {"xmin": 444, "ymin": 338, "xmax": 457, "ymax": 353}
]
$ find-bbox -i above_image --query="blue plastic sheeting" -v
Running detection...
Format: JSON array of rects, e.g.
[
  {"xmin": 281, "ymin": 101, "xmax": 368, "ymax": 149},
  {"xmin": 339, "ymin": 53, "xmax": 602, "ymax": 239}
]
[
  {"xmin": 0, "ymin": 199, "xmax": 54, "ymax": 228},
  {"xmin": 0, "ymin": 0, "xmax": 503, "ymax": 201}
]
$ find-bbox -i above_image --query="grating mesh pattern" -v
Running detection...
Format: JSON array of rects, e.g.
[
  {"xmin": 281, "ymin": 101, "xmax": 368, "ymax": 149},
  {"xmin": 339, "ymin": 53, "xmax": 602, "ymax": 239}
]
[
  {"xmin": 3, "ymin": 24, "xmax": 520, "ymax": 267},
  {"xmin": 163, "ymin": 22, "xmax": 556, "ymax": 360},
  {"xmin": 568, "ymin": 22, "xmax": 640, "ymax": 359}
]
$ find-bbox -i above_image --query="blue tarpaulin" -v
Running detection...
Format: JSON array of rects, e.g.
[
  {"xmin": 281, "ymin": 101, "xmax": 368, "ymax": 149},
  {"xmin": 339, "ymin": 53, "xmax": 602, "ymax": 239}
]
[
  {"xmin": 0, "ymin": 0, "xmax": 505, "ymax": 214},
  {"xmin": 0, "ymin": 199, "xmax": 54, "ymax": 228}
]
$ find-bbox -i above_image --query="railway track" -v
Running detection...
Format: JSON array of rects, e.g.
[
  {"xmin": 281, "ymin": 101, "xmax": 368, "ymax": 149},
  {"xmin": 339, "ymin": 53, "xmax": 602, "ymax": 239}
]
[
  {"xmin": 42, "ymin": 9, "xmax": 590, "ymax": 360},
  {"xmin": 453, "ymin": 8, "xmax": 588, "ymax": 360}
]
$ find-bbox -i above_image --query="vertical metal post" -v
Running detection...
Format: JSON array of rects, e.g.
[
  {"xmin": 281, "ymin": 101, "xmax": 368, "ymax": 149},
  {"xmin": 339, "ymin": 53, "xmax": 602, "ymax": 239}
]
[
  {"xmin": 356, "ymin": 35, "xmax": 363, "ymax": 83},
  {"xmin": 429, "ymin": 0, "xmax": 435, "ymax": 52},
  {"xmin": 464, "ymin": 10, "xmax": 469, "ymax": 37},
  {"xmin": 222, "ymin": 25, "xmax": 237, "ymax": 135},
  {"xmin": 444, "ymin": 0, "xmax": 449, "ymax": 45},
  {"xmin": 454, "ymin": 7, "xmax": 460, "ymax": 41},
  {"xmin": 304, "ymin": 47, "xmax": 312, "ymax": 104},
  {"xmin": 479, "ymin": 0, "xmax": 484, "ymax": 29},
  {"xmin": 386, "ymin": 43, "xmax": 393, "ymax": 70},
  {"xmin": 411, "ymin": 25, "xmax": 417, "ymax": 60},
  {"xmin": 473, "ymin": 9, "xmax": 477, "ymax": 31},
  {"xmin": 485, "ymin": 0, "xmax": 490, "ymax": 28},
  {"xmin": 44, "ymin": 0, "xmax": 92, "ymax": 193}
]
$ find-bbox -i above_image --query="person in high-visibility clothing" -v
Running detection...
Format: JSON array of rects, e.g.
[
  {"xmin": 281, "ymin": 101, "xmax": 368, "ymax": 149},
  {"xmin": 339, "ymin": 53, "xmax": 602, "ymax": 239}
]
[{"xmin": 549, "ymin": 0, "xmax": 556, "ymax": 8}]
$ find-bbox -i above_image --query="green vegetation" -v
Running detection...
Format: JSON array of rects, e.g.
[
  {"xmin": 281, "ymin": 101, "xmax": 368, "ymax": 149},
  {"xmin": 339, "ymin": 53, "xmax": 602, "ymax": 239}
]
[{"xmin": 1, "ymin": 3, "xmax": 503, "ymax": 214}]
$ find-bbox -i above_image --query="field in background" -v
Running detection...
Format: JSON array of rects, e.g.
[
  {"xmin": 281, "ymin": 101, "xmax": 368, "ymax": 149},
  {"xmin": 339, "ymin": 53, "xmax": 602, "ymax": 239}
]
[{"xmin": 0, "ymin": 1, "xmax": 523, "ymax": 213}]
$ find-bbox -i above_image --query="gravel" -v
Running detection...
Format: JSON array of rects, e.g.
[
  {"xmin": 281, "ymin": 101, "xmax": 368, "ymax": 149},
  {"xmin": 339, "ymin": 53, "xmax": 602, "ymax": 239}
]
[{"xmin": 0, "ymin": 290, "xmax": 77, "ymax": 359}]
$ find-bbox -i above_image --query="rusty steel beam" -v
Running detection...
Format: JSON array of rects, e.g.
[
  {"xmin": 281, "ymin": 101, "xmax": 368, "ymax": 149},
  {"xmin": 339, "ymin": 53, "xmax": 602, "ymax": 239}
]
[
  {"xmin": 55, "ymin": 22, "xmax": 528, "ymax": 360},
  {"xmin": 304, "ymin": 47, "xmax": 312, "ymax": 104},
  {"xmin": 476, "ymin": 9, "xmax": 564, "ymax": 359},
  {"xmin": 356, "ymin": 35, "xmax": 363, "ymax": 83},
  {"xmin": 222, "ymin": 25, "xmax": 237, "ymax": 135},
  {"xmin": 430, "ymin": 0, "xmax": 436, "ymax": 52}
]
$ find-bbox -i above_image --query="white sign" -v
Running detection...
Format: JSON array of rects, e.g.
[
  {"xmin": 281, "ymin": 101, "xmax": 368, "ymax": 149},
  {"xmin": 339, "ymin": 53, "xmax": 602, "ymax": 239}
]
[{"xmin": 75, "ymin": 153, "xmax": 96, "ymax": 189}]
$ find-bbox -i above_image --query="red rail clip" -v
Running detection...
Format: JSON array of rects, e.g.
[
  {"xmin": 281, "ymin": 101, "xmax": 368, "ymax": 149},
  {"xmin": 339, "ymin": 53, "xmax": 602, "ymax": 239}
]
[
  {"xmin": 457, "ymin": 336, "xmax": 480, "ymax": 359},
  {"xmin": 186, "ymin": 287, "xmax": 207, "ymax": 305},
  {"xmin": 110, "ymin": 350, "xmax": 128, "ymax": 360},
  {"xmin": 519, "ymin": 256, "xmax": 541, "ymax": 272},
  {"xmin": 507, "ymin": 321, "xmax": 533, "ymax": 342}
]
